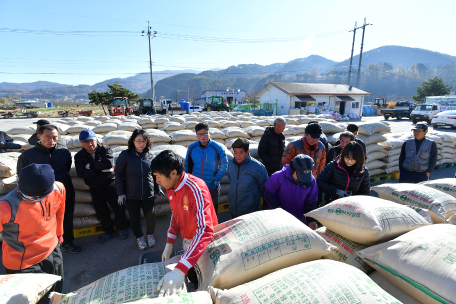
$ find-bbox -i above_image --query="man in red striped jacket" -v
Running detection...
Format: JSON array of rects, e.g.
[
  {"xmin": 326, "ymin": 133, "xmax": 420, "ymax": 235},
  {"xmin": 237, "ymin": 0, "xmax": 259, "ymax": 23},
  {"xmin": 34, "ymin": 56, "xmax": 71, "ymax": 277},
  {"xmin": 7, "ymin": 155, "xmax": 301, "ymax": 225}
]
[{"xmin": 152, "ymin": 150, "xmax": 218, "ymax": 297}]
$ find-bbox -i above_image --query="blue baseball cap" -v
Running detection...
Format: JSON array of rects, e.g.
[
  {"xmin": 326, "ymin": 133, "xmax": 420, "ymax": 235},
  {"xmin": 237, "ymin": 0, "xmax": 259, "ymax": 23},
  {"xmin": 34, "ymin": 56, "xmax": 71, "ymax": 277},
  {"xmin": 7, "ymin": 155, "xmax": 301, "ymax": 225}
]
[
  {"xmin": 292, "ymin": 154, "xmax": 315, "ymax": 187},
  {"xmin": 79, "ymin": 129, "xmax": 96, "ymax": 143}
]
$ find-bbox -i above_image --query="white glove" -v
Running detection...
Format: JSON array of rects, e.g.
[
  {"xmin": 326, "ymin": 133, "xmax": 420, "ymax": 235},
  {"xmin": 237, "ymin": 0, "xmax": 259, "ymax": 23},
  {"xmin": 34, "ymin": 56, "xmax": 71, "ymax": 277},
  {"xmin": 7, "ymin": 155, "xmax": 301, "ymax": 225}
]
[
  {"xmin": 118, "ymin": 195, "xmax": 126, "ymax": 205},
  {"xmin": 157, "ymin": 268, "xmax": 186, "ymax": 297},
  {"xmin": 336, "ymin": 189, "xmax": 347, "ymax": 198},
  {"xmin": 162, "ymin": 243, "xmax": 173, "ymax": 262},
  {"xmin": 86, "ymin": 163, "xmax": 90, "ymax": 169}
]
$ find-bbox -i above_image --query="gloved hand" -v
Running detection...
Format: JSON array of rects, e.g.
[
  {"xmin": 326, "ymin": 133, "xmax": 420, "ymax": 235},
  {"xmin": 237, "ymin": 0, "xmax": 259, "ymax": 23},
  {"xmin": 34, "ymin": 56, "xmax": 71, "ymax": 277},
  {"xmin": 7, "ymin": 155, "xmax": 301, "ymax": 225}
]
[
  {"xmin": 157, "ymin": 189, "xmax": 165, "ymax": 197},
  {"xmin": 162, "ymin": 243, "xmax": 173, "ymax": 262},
  {"xmin": 157, "ymin": 268, "xmax": 186, "ymax": 297},
  {"xmin": 57, "ymin": 236, "xmax": 64, "ymax": 245},
  {"xmin": 86, "ymin": 163, "xmax": 90, "ymax": 170},
  {"xmin": 118, "ymin": 195, "xmax": 126, "ymax": 205},
  {"xmin": 336, "ymin": 189, "xmax": 347, "ymax": 198}
]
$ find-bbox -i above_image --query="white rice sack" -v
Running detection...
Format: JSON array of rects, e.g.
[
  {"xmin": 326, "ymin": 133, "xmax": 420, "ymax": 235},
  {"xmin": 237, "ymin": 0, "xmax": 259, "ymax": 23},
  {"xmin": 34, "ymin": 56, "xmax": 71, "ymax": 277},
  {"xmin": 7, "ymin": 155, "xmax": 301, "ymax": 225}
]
[
  {"xmin": 365, "ymin": 160, "xmax": 386, "ymax": 170},
  {"xmin": 305, "ymin": 196, "xmax": 430, "ymax": 245},
  {"xmin": 170, "ymin": 116, "xmax": 186, "ymax": 124},
  {"xmin": 183, "ymin": 121, "xmax": 198, "ymax": 129},
  {"xmin": 163, "ymin": 122, "xmax": 184, "ymax": 131},
  {"xmin": 249, "ymin": 136, "xmax": 262, "ymax": 142},
  {"xmin": 255, "ymin": 120, "xmax": 270, "ymax": 127},
  {"xmin": 64, "ymin": 121, "xmax": 80, "ymax": 126},
  {"xmin": 0, "ymin": 177, "xmax": 16, "ymax": 194},
  {"xmin": 379, "ymin": 138, "xmax": 404, "ymax": 150},
  {"xmin": 319, "ymin": 121, "xmax": 345, "ymax": 134},
  {"xmin": 282, "ymin": 127, "xmax": 295, "ymax": 136},
  {"xmin": 84, "ymin": 120, "xmax": 101, "ymax": 126},
  {"xmin": 138, "ymin": 117, "xmax": 154, "ymax": 125},
  {"xmin": 369, "ymin": 168, "xmax": 385, "ymax": 176},
  {"xmin": 154, "ymin": 117, "xmax": 169, "ymax": 124},
  {"xmin": 205, "ymin": 120, "xmax": 222, "ymax": 128},
  {"xmin": 92, "ymin": 123, "xmax": 118, "ymax": 133},
  {"xmin": 6, "ymin": 126, "xmax": 35, "ymax": 135},
  {"xmin": 209, "ymin": 260, "xmax": 401, "ymax": 304},
  {"xmin": 243, "ymin": 126, "xmax": 265, "ymax": 136},
  {"xmin": 357, "ymin": 122, "xmax": 391, "ymax": 135},
  {"xmin": 366, "ymin": 143, "xmax": 384, "ymax": 154},
  {"xmin": 368, "ymin": 271, "xmax": 422, "ymax": 304},
  {"xmin": 427, "ymin": 134, "xmax": 443, "ymax": 144},
  {"xmin": 290, "ymin": 124, "xmax": 305, "ymax": 135},
  {"xmin": 298, "ymin": 117, "xmax": 314, "ymax": 124},
  {"xmin": 145, "ymin": 129, "xmax": 172, "ymax": 143},
  {"xmin": 442, "ymin": 147, "xmax": 454, "ymax": 153},
  {"xmin": 327, "ymin": 132, "xmax": 342, "ymax": 145},
  {"xmin": 372, "ymin": 183, "xmax": 454, "ymax": 221},
  {"xmin": 72, "ymin": 177, "xmax": 90, "ymax": 191},
  {"xmin": 118, "ymin": 123, "xmax": 141, "ymax": 132},
  {"xmin": 102, "ymin": 130, "xmax": 132, "ymax": 146},
  {"xmin": 407, "ymin": 205, "xmax": 434, "ymax": 224},
  {"xmin": 221, "ymin": 121, "xmax": 239, "ymax": 128},
  {"xmin": 209, "ymin": 129, "xmax": 227, "ymax": 140},
  {"xmin": 225, "ymin": 138, "xmax": 258, "ymax": 149},
  {"xmin": 9, "ymin": 134, "xmax": 32, "ymax": 143},
  {"xmin": 358, "ymin": 225, "xmax": 456, "ymax": 304},
  {"xmin": 222, "ymin": 127, "xmax": 250, "ymax": 139},
  {"xmin": 212, "ymin": 139, "xmax": 226, "ymax": 146},
  {"xmin": 169, "ymin": 129, "xmax": 197, "ymax": 142},
  {"xmin": 75, "ymin": 116, "xmax": 93, "ymax": 122},
  {"xmin": 0, "ymin": 152, "xmax": 20, "ymax": 178},
  {"xmin": 315, "ymin": 227, "xmax": 373, "ymax": 273},
  {"xmin": 150, "ymin": 145, "xmax": 187, "ymax": 161},
  {"xmin": 171, "ymin": 140, "xmax": 193, "ymax": 148},
  {"xmin": 75, "ymin": 190, "xmax": 92, "ymax": 203},
  {"xmin": 196, "ymin": 209, "xmax": 335, "ymax": 291},
  {"xmin": 50, "ymin": 262, "xmax": 180, "ymax": 303},
  {"xmin": 73, "ymin": 215, "xmax": 99, "ymax": 228},
  {"xmin": 238, "ymin": 120, "xmax": 257, "ymax": 128},
  {"xmin": 0, "ymin": 273, "xmax": 62, "ymax": 304},
  {"xmin": 74, "ymin": 202, "xmax": 96, "ymax": 217},
  {"xmin": 380, "ymin": 147, "xmax": 401, "ymax": 157},
  {"xmin": 141, "ymin": 123, "xmax": 157, "ymax": 129},
  {"xmin": 66, "ymin": 124, "xmax": 93, "ymax": 134},
  {"xmin": 448, "ymin": 214, "xmax": 456, "ymax": 225},
  {"xmin": 366, "ymin": 151, "xmax": 387, "ymax": 163},
  {"xmin": 53, "ymin": 123, "xmax": 70, "ymax": 135},
  {"xmin": 420, "ymin": 178, "xmax": 456, "ymax": 199},
  {"xmin": 442, "ymin": 152, "xmax": 454, "ymax": 159},
  {"xmin": 384, "ymin": 166, "xmax": 400, "ymax": 174},
  {"xmin": 383, "ymin": 160, "xmax": 399, "ymax": 168},
  {"xmin": 357, "ymin": 133, "xmax": 387, "ymax": 145}
]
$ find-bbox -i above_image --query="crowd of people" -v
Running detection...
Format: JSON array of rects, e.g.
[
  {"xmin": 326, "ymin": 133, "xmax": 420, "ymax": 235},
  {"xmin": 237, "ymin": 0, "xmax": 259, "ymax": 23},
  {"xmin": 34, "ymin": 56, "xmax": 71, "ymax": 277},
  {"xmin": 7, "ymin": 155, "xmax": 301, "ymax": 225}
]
[{"xmin": 0, "ymin": 117, "xmax": 439, "ymax": 299}]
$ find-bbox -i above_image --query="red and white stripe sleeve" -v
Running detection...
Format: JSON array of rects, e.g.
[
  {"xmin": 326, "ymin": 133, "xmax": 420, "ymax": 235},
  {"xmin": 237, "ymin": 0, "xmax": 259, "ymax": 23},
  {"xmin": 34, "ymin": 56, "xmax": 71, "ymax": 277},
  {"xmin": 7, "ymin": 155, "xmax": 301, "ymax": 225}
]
[
  {"xmin": 166, "ymin": 213, "xmax": 180, "ymax": 244},
  {"xmin": 175, "ymin": 179, "xmax": 214, "ymax": 274}
]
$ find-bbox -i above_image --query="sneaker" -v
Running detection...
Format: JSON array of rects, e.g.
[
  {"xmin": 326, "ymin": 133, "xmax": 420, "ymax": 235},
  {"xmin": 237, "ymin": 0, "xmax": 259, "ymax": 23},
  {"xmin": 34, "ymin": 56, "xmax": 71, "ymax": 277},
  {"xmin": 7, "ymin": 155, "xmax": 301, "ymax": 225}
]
[
  {"xmin": 61, "ymin": 243, "xmax": 82, "ymax": 254},
  {"xmin": 118, "ymin": 230, "xmax": 129, "ymax": 240},
  {"xmin": 146, "ymin": 234, "xmax": 156, "ymax": 248},
  {"xmin": 102, "ymin": 232, "xmax": 115, "ymax": 244},
  {"xmin": 137, "ymin": 236, "xmax": 147, "ymax": 250}
]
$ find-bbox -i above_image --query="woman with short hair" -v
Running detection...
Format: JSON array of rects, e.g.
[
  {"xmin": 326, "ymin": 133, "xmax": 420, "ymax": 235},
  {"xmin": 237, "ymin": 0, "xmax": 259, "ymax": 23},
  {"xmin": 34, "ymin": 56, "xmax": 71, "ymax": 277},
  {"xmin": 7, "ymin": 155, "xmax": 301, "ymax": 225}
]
[
  {"xmin": 317, "ymin": 141, "xmax": 370, "ymax": 205},
  {"xmin": 115, "ymin": 129, "xmax": 164, "ymax": 250}
]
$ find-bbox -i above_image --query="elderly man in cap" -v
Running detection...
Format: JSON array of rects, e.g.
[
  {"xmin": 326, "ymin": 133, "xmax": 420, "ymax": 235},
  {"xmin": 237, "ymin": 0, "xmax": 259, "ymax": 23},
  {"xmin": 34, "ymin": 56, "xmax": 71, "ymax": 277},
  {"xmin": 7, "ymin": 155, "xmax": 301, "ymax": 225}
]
[
  {"xmin": 265, "ymin": 154, "xmax": 319, "ymax": 229},
  {"xmin": 75, "ymin": 130, "xmax": 128, "ymax": 243},
  {"xmin": 399, "ymin": 122, "xmax": 438, "ymax": 183},
  {"xmin": 29, "ymin": 119, "xmax": 50, "ymax": 145},
  {"xmin": 282, "ymin": 122, "xmax": 326, "ymax": 178},
  {"xmin": 334, "ymin": 123, "xmax": 366, "ymax": 158},
  {"xmin": 17, "ymin": 124, "xmax": 80, "ymax": 254},
  {"xmin": 258, "ymin": 117, "xmax": 286, "ymax": 177},
  {"xmin": 227, "ymin": 138, "xmax": 268, "ymax": 218},
  {"xmin": 0, "ymin": 164, "xmax": 66, "ymax": 301}
]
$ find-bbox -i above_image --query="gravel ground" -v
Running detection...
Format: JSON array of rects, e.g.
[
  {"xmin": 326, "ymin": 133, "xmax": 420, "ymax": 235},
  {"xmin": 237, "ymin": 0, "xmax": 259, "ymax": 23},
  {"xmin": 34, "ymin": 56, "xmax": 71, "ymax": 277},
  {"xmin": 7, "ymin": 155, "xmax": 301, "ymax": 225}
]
[{"xmin": 1, "ymin": 115, "xmax": 455, "ymax": 293}]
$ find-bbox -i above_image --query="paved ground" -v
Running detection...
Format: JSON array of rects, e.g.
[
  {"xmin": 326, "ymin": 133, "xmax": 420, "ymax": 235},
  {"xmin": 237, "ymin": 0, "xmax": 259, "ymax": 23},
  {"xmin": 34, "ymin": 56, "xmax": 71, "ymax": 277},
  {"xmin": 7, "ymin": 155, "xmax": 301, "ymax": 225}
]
[{"xmin": 1, "ymin": 115, "xmax": 455, "ymax": 293}]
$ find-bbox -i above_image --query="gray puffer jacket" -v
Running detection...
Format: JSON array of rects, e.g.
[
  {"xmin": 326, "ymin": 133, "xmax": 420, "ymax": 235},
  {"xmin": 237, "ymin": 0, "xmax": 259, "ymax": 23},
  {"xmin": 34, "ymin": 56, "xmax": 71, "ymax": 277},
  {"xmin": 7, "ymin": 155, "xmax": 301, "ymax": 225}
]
[
  {"xmin": 227, "ymin": 155, "xmax": 269, "ymax": 217},
  {"xmin": 115, "ymin": 149, "xmax": 159, "ymax": 200}
]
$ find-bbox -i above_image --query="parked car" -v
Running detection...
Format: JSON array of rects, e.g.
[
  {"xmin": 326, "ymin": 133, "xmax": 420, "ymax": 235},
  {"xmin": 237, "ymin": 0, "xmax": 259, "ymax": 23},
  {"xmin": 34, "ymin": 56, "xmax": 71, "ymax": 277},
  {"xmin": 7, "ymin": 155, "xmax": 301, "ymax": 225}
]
[
  {"xmin": 410, "ymin": 104, "xmax": 440, "ymax": 124},
  {"xmin": 189, "ymin": 105, "xmax": 203, "ymax": 112},
  {"xmin": 431, "ymin": 110, "xmax": 456, "ymax": 129}
]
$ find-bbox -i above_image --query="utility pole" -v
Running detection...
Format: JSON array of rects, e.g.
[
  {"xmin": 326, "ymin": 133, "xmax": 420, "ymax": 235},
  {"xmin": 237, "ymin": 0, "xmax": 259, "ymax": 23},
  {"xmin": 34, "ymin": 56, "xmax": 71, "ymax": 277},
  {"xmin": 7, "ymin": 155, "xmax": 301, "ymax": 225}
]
[
  {"xmin": 356, "ymin": 18, "xmax": 372, "ymax": 88},
  {"xmin": 347, "ymin": 22, "xmax": 358, "ymax": 86},
  {"xmin": 142, "ymin": 22, "xmax": 157, "ymax": 102}
]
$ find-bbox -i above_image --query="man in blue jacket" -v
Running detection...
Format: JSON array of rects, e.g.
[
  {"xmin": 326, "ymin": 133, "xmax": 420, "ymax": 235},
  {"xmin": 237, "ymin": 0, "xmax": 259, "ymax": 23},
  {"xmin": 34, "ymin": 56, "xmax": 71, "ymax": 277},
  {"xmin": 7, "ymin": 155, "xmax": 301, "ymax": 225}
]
[
  {"xmin": 227, "ymin": 138, "xmax": 269, "ymax": 218},
  {"xmin": 185, "ymin": 122, "xmax": 228, "ymax": 214}
]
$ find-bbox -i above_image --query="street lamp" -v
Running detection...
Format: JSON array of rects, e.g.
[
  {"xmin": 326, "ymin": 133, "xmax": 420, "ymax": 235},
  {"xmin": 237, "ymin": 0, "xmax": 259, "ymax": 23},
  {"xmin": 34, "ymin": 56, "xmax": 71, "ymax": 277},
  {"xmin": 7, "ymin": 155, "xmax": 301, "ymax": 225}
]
[{"xmin": 226, "ymin": 87, "xmax": 240, "ymax": 105}]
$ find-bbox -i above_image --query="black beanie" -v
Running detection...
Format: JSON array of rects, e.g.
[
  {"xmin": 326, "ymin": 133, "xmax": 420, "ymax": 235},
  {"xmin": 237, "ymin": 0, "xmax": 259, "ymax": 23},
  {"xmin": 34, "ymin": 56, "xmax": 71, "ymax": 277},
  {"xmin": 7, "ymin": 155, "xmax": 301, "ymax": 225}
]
[{"xmin": 18, "ymin": 164, "xmax": 55, "ymax": 197}]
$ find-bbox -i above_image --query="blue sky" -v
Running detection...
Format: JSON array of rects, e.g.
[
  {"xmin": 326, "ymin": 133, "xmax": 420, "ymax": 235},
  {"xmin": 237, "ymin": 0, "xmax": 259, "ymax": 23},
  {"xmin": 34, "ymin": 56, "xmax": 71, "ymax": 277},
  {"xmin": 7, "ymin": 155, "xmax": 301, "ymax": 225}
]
[{"xmin": 1, "ymin": 0, "xmax": 455, "ymax": 86}]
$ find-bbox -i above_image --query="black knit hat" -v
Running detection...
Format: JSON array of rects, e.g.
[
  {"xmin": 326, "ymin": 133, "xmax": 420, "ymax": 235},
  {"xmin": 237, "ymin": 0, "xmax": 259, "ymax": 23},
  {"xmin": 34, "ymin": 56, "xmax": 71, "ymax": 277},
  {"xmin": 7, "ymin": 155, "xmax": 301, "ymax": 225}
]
[
  {"xmin": 305, "ymin": 123, "xmax": 323, "ymax": 138},
  {"xmin": 18, "ymin": 164, "xmax": 55, "ymax": 197}
]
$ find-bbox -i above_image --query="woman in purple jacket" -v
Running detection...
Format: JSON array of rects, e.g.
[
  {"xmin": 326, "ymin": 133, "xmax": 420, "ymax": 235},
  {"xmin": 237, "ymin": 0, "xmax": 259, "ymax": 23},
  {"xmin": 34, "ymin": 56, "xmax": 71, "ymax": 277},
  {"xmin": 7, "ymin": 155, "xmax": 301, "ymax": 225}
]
[{"xmin": 264, "ymin": 154, "xmax": 319, "ymax": 230}]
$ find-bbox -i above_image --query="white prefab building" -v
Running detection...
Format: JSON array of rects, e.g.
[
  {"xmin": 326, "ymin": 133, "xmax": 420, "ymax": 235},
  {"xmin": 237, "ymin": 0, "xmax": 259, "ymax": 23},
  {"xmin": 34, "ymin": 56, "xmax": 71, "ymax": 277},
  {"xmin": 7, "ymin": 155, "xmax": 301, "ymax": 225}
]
[{"xmin": 256, "ymin": 82, "xmax": 370, "ymax": 116}]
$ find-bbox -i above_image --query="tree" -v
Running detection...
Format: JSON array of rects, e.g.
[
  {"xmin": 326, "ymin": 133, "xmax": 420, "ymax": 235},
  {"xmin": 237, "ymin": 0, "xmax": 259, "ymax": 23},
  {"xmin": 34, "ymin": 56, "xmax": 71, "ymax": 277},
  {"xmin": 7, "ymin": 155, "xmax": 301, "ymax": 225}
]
[
  {"xmin": 413, "ymin": 77, "xmax": 452, "ymax": 101},
  {"xmin": 0, "ymin": 97, "xmax": 9, "ymax": 107},
  {"xmin": 88, "ymin": 82, "xmax": 140, "ymax": 115}
]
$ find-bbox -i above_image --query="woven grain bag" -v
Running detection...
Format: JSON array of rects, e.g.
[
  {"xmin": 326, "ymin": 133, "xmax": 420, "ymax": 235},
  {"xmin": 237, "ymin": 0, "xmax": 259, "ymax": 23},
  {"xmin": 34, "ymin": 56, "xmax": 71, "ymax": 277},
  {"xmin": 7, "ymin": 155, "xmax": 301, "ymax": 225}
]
[
  {"xmin": 305, "ymin": 196, "xmax": 430, "ymax": 245},
  {"xmin": 205, "ymin": 120, "xmax": 222, "ymax": 128},
  {"xmin": 282, "ymin": 127, "xmax": 295, "ymax": 136},
  {"xmin": 163, "ymin": 121, "xmax": 184, "ymax": 131},
  {"xmin": 380, "ymin": 147, "xmax": 401, "ymax": 156},
  {"xmin": 145, "ymin": 129, "xmax": 172, "ymax": 143},
  {"xmin": 183, "ymin": 121, "xmax": 198, "ymax": 129},
  {"xmin": 357, "ymin": 133, "xmax": 387, "ymax": 145},
  {"xmin": 195, "ymin": 209, "xmax": 335, "ymax": 291},
  {"xmin": 50, "ymin": 261, "xmax": 184, "ymax": 304},
  {"xmin": 74, "ymin": 190, "xmax": 92, "ymax": 203},
  {"xmin": 6, "ymin": 126, "xmax": 35, "ymax": 135},
  {"xmin": 72, "ymin": 176, "xmax": 90, "ymax": 191},
  {"xmin": 209, "ymin": 260, "xmax": 401, "ymax": 304},
  {"xmin": 118, "ymin": 122, "xmax": 141, "ymax": 132},
  {"xmin": 358, "ymin": 225, "xmax": 456, "ymax": 304},
  {"xmin": 66, "ymin": 124, "xmax": 93, "ymax": 134},
  {"xmin": 238, "ymin": 120, "xmax": 257, "ymax": 128},
  {"xmin": 318, "ymin": 121, "xmax": 345, "ymax": 134},
  {"xmin": 379, "ymin": 138, "xmax": 404, "ymax": 150},
  {"xmin": 243, "ymin": 126, "xmax": 265, "ymax": 136},
  {"xmin": 365, "ymin": 159, "xmax": 385, "ymax": 170},
  {"xmin": 102, "ymin": 130, "xmax": 132, "ymax": 146},
  {"xmin": 74, "ymin": 202, "xmax": 96, "ymax": 217},
  {"xmin": 221, "ymin": 127, "xmax": 250, "ymax": 139},
  {"xmin": 150, "ymin": 145, "xmax": 187, "ymax": 161},
  {"xmin": 0, "ymin": 152, "xmax": 20, "ymax": 178},
  {"xmin": 372, "ymin": 183, "xmax": 456, "ymax": 220},
  {"xmin": 209, "ymin": 128, "xmax": 227, "ymax": 140},
  {"xmin": 0, "ymin": 273, "xmax": 61, "ymax": 304},
  {"xmin": 368, "ymin": 271, "xmax": 422, "ymax": 304},
  {"xmin": 357, "ymin": 122, "xmax": 391, "ymax": 135},
  {"xmin": 420, "ymin": 178, "xmax": 456, "ymax": 198},
  {"xmin": 169, "ymin": 129, "xmax": 197, "ymax": 142},
  {"xmin": 169, "ymin": 115, "xmax": 186, "ymax": 124},
  {"xmin": 366, "ymin": 143, "xmax": 384, "ymax": 154},
  {"xmin": 366, "ymin": 151, "xmax": 388, "ymax": 163},
  {"xmin": 124, "ymin": 292, "xmax": 212, "ymax": 304},
  {"xmin": 73, "ymin": 215, "xmax": 100, "ymax": 228},
  {"xmin": 315, "ymin": 227, "xmax": 373, "ymax": 274},
  {"xmin": 92, "ymin": 123, "xmax": 118, "ymax": 134},
  {"xmin": 154, "ymin": 117, "xmax": 169, "ymax": 124}
]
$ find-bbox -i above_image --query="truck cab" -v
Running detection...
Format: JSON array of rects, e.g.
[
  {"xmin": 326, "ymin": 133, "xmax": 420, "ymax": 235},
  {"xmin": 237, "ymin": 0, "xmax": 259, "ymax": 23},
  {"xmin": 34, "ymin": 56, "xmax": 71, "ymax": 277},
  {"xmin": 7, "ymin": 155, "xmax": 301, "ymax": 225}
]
[
  {"xmin": 410, "ymin": 104, "xmax": 440, "ymax": 124},
  {"xmin": 381, "ymin": 101, "xmax": 416, "ymax": 120}
]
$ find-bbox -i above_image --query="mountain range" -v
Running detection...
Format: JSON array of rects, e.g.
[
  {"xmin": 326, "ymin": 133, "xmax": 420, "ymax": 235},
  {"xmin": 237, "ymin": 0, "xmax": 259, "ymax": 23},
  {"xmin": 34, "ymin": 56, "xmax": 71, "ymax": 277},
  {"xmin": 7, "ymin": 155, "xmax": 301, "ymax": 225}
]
[{"xmin": 1, "ymin": 45, "xmax": 455, "ymax": 100}]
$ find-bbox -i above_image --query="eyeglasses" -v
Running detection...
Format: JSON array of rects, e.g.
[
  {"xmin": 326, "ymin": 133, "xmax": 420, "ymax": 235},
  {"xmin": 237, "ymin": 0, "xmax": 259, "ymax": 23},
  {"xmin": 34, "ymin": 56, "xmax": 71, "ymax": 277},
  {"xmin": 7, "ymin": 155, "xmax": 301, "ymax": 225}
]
[
  {"xmin": 196, "ymin": 132, "xmax": 208, "ymax": 137},
  {"xmin": 134, "ymin": 140, "xmax": 147, "ymax": 144},
  {"xmin": 344, "ymin": 157, "xmax": 357, "ymax": 163}
]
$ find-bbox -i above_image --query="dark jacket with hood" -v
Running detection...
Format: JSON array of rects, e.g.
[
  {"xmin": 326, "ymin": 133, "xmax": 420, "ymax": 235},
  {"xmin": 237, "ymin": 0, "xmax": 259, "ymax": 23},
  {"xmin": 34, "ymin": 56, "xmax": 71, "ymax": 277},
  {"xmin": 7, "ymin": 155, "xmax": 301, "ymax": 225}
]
[
  {"xmin": 17, "ymin": 142, "xmax": 74, "ymax": 196},
  {"xmin": 115, "ymin": 149, "xmax": 160, "ymax": 200},
  {"xmin": 258, "ymin": 126, "xmax": 286, "ymax": 176},
  {"xmin": 317, "ymin": 158, "xmax": 370, "ymax": 204},
  {"xmin": 74, "ymin": 143, "xmax": 116, "ymax": 189}
]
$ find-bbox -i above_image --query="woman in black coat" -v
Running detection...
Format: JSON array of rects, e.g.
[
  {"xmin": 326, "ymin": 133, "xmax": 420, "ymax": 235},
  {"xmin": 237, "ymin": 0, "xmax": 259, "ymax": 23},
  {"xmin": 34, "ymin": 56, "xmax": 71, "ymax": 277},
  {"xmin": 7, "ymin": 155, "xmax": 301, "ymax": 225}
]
[
  {"xmin": 317, "ymin": 141, "xmax": 370, "ymax": 204},
  {"xmin": 115, "ymin": 129, "xmax": 163, "ymax": 250}
]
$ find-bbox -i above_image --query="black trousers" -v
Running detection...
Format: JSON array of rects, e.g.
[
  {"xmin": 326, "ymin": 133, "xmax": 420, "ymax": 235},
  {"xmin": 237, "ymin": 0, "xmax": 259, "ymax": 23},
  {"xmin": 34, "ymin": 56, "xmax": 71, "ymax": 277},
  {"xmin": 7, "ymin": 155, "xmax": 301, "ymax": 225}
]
[
  {"xmin": 4, "ymin": 245, "xmax": 64, "ymax": 304},
  {"xmin": 126, "ymin": 197, "xmax": 156, "ymax": 238},
  {"xmin": 209, "ymin": 184, "xmax": 220, "ymax": 215},
  {"xmin": 62, "ymin": 194, "xmax": 75, "ymax": 245},
  {"xmin": 90, "ymin": 185, "xmax": 128, "ymax": 234},
  {"xmin": 399, "ymin": 168, "xmax": 429, "ymax": 183}
]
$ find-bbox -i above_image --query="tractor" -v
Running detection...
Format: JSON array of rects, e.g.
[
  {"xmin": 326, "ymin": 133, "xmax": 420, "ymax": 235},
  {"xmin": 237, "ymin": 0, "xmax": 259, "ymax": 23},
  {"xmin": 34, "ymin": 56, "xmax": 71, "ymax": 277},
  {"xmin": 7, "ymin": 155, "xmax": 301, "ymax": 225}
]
[
  {"xmin": 109, "ymin": 97, "xmax": 139, "ymax": 116},
  {"xmin": 204, "ymin": 96, "xmax": 229, "ymax": 112}
]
